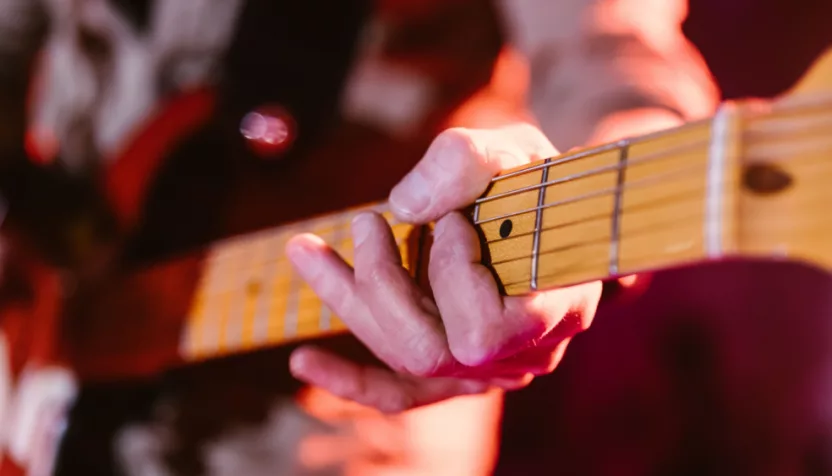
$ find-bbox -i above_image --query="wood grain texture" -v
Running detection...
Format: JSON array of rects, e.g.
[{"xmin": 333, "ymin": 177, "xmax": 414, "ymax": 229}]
[
  {"xmin": 174, "ymin": 47, "xmax": 832, "ymax": 366},
  {"xmin": 737, "ymin": 48, "xmax": 832, "ymax": 271},
  {"xmin": 180, "ymin": 203, "xmax": 416, "ymax": 361}
]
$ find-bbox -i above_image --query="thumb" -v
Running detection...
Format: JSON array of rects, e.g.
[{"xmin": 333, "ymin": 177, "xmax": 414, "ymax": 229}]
[{"xmin": 389, "ymin": 124, "xmax": 558, "ymax": 224}]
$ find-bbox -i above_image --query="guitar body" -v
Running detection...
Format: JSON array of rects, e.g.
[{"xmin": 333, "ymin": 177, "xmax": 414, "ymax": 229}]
[
  {"xmin": 0, "ymin": 2, "xmax": 510, "ymax": 474},
  {"xmin": 0, "ymin": 2, "xmax": 829, "ymax": 472}
]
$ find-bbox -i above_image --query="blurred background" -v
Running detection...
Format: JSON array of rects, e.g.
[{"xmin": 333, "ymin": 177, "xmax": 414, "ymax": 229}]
[{"xmin": 0, "ymin": 0, "xmax": 829, "ymax": 475}]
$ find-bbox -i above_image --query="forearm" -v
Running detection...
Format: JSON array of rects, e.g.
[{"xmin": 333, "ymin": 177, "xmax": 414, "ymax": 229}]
[{"xmin": 498, "ymin": 0, "xmax": 720, "ymax": 149}]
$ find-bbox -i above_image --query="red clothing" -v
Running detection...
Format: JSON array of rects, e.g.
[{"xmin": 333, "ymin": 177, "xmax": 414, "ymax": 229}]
[{"xmin": 496, "ymin": 2, "xmax": 832, "ymax": 474}]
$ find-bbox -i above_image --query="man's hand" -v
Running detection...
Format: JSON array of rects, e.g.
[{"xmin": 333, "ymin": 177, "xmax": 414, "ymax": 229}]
[{"xmin": 285, "ymin": 124, "xmax": 603, "ymax": 413}]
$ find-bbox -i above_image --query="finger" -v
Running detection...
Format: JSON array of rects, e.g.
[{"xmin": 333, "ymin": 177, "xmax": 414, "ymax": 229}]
[
  {"xmin": 389, "ymin": 124, "xmax": 557, "ymax": 224},
  {"xmin": 488, "ymin": 373, "xmax": 535, "ymax": 390},
  {"xmin": 452, "ymin": 321, "xmax": 575, "ymax": 379},
  {"xmin": 285, "ymin": 234, "xmax": 390, "ymax": 360},
  {"xmin": 494, "ymin": 337, "xmax": 572, "ymax": 376},
  {"xmin": 429, "ymin": 212, "xmax": 560, "ymax": 366},
  {"xmin": 502, "ymin": 287, "xmax": 602, "ymax": 355},
  {"xmin": 430, "ymin": 212, "xmax": 602, "ymax": 367},
  {"xmin": 351, "ymin": 212, "xmax": 456, "ymax": 377},
  {"xmin": 289, "ymin": 346, "xmax": 490, "ymax": 414}
]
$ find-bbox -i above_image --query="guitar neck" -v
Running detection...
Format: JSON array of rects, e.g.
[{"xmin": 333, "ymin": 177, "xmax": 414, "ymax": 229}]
[
  {"xmin": 181, "ymin": 204, "xmax": 423, "ymax": 361},
  {"xmin": 477, "ymin": 111, "xmax": 740, "ymax": 296},
  {"xmin": 179, "ymin": 110, "xmax": 739, "ymax": 361},
  {"xmin": 179, "ymin": 44, "xmax": 832, "ymax": 363},
  {"xmin": 63, "ymin": 46, "xmax": 831, "ymax": 376}
]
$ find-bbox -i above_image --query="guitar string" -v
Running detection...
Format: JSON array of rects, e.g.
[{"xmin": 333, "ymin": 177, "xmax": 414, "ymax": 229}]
[
  {"xmin": 481, "ymin": 188, "xmax": 705, "ymax": 246},
  {"xmin": 203, "ymin": 133, "xmax": 832, "ymax": 283},
  {"xmin": 195, "ymin": 217, "xmax": 832, "ymax": 349},
  {"xmin": 197, "ymin": 218, "xmax": 832, "ymax": 353},
  {"xmin": 487, "ymin": 158, "xmax": 832, "ymax": 277},
  {"xmin": 474, "ymin": 161, "xmax": 708, "ymax": 226},
  {"xmin": 195, "ymin": 161, "xmax": 828, "ymax": 351},
  {"xmin": 487, "ymin": 91, "xmax": 832, "ymax": 186},
  {"xmin": 197, "ymin": 166, "xmax": 828, "ymax": 342},
  {"xmin": 193, "ymin": 193, "xmax": 832, "ymax": 353},
  {"xmin": 202, "ymin": 131, "xmax": 832, "ymax": 283},
  {"xmin": 475, "ymin": 134, "xmax": 832, "ymax": 226},
  {"xmin": 207, "ymin": 108, "xmax": 832, "ymax": 268},
  {"xmin": 502, "ymin": 219, "xmax": 832, "ymax": 290},
  {"xmin": 475, "ymin": 116, "xmax": 832, "ymax": 216},
  {"xmin": 188, "ymin": 116, "xmax": 832, "ymax": 352},
  {"xmin": 482, "ymin": 146, "xmax": 832, "ymax": 247},
  {"xmin": 474, "ymin": 138, "xmax": 706, "ymax": 205}
]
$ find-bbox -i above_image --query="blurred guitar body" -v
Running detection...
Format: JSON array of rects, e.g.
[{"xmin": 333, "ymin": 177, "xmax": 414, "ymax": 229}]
[{"xmin": 0, "ymin": 0, "xmax": 831, "ymax": 475}]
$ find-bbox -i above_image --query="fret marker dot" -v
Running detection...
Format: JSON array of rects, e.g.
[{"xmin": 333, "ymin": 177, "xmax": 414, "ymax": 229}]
[
  {"xmin": 247, "ymin": 280, "xmax": 262, "ymax": 296},
  {"xmin": 499, "ymin": 220, "xmax": 513, "ymax": 238}
]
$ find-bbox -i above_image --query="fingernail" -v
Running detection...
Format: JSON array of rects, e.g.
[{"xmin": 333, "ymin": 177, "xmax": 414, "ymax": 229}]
[
  {"xmin": 289, "ymin": 350, "xmax": 306, "ymax": 376},
  {"xmin": 285, "ymin": 239, "xmax": 320, "ymax": 278},
  {"xmin": 389, "ymin": 169, "xmax": 431, "ymax": 220},
  {"xmin": 432, "ymin": 216, "xmax": 448, "ymax": 240},
  {"xmin": 351, "ymin": 213, "xmax": 372, "ymax": 247}
]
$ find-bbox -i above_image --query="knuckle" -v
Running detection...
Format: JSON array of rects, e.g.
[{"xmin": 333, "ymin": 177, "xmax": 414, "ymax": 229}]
[
  {"xmin": 332, "ymin": 285, "xmax": 363, "ymax": 318},
  {"xmin": 448, "ymin": 325, "xmax": 502, "ymax": 368},
  {"xmin": 399, "ymin": 335, "xmax": 448, "ymax": 377},
  {"xmin": 356, "ymin": 262, "xmax": 393, "ymax": 290},
  {"xmin": 400, "ymin": 355, "xmax": 440, "ymax": 378},
  {"xmin": 434, "ymin": 127, "xmax": 476, "ymax": 153},
  {"xmin": 454, "ymin": 313, "xmax": 550, "ymax": 367},
  {"xmin": 432, "ymin": 128, "xmax": 485, "ymax": 174},
  {"xmin": 428, "ymin": 246, "xmax": 453, "ymax": 284}
]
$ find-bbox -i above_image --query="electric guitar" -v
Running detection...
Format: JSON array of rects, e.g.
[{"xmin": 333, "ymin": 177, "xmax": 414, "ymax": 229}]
[
  {"xmin": 0, "ymin": 47, "xmax": 830, "ymax": 475},
  {"xmin": 93, "ymin": 46, "xmax": 832, "ymax": 373}
]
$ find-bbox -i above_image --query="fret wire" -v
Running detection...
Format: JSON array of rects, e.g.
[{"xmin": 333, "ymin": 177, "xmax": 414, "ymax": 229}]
[
  {"xmin": 195, "ymin": 107, "xmax": 831, "ymax": 276},
  {"xmin": 190, "ymin": 150, "xmax": 828, "ymax": 334},
  {"xmin": 474, "ymin": 161, "xmax": 706, "ymax": 226},
  {"xmin": 495, "ymin": 219, "xmax": 832, "ymax": 290},
  {"xmin": 203, "ymin": 251, "xmax": 233, "ymax": 354},
  {"xmin": 182, "ymin": 93, "xmax": 832, "ymax": 351},
  {"xmin": 530, "ymin": 158, "xmax": 552, "ymax": 290},
  {"xmin": 282, "ymin": 256, "xmax": 302, "ymax": 340},
  {"xmin": 477, "ymin": 114, "xmax": 827, "ymax": 228},
  {"xmin": 474, "ymin": 138, "xmax": 706, "ymax": 205},
  {"xmin": 495, "ymin": 217, "xmax": 735, "ymax": 289},
  {"xmin": 194, "ymin": 133, "xmax": 830, "ymax": 296},
  {"xmin": 253, "ymin": 233, "xmax": 285, "ymax": 344},
  {"xmin": 224, "ymin": 238, "xmax": 256, "ymax": 350},
  {"xmin": 488, "ymin": 193, "xmax": 710, "ymax": 268},
  {"xmin": 490, "ymin": 141, "xmax": 624, "ymax": 182},
  {"xmin": 287, "ymin": 217, "xmax": 832, "ymax": 331},
  {"xmin": 319, "ymin": 220, "xmax": 348, "ymax": 331},
  {"xmin": 484, "ymin": 124, "xmax": 832, "ymax": 229},
  {"xmin": 191, "ymin": 190, "xmax": 832, "ymax": 344},
  {"xmin": 489, "ymin": 119, "xmax": 712, "ymax": 184},
  {"xmin": 190, "ymin": 134, "xmax": 832, "ymax": 310},
  {"xmin": 483, "ymin": 187, "xmax": 704, "ymax": 246},
  {"xmin": 609, "ymin": 140, "xmax": 629, "ymax": 275}
]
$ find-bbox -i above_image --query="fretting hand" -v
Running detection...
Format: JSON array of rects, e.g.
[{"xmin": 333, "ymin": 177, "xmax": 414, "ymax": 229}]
[{"xmin": 285, "ymin": 124, "xmax": 603, "ymax": 413}]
